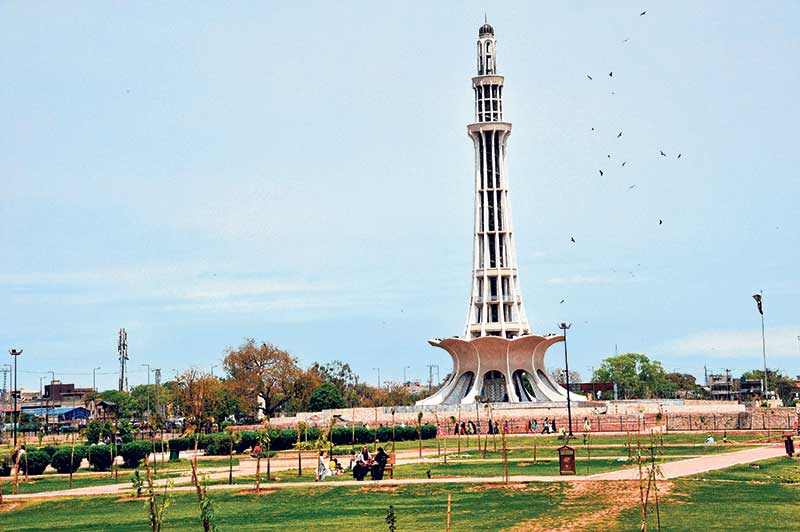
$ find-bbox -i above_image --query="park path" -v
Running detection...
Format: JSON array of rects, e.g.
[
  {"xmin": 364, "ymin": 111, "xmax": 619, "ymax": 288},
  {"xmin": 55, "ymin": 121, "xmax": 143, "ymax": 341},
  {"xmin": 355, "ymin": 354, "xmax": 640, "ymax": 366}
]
[
  {"xmin": 585, "ymin": 443, "xmax": 786, "ymax": 480},
  {"xmin": 2, "ymin": 443, "xmax": 786, "ymax": 502}
]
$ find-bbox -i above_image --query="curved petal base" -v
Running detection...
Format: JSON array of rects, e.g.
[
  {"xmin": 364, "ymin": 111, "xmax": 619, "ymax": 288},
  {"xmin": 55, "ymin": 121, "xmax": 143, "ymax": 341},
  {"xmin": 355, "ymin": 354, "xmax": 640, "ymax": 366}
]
[{"xmin": 416, "ymin": 335, "xmax": 570, "ymax": 405}]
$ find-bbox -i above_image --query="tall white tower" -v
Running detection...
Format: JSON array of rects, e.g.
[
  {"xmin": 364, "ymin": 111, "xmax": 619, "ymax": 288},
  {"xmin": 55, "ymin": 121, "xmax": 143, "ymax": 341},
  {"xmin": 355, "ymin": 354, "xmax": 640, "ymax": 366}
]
[
  {"xmin": 418, "ymin": 23, "xmax": 570, "ymax": 406},
  {"xmin": 465, "ymin": 22, "xmax": 530, "ymax": 339}
]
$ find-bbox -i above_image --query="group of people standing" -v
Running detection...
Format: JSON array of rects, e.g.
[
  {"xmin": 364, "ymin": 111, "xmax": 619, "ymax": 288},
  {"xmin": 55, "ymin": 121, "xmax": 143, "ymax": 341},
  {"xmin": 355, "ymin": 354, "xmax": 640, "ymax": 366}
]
[
  {"xmin": 527, "ymin": 417, "xmax": 557, "ymax": 434},
  {"xmin": 451, "ymin": 419, "xmax": 510, "ymax": 436}
]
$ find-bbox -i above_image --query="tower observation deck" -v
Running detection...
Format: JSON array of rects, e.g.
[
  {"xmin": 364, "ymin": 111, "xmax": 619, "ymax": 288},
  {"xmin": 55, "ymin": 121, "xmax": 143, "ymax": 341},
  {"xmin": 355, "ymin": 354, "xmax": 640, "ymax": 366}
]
[{"xmin": 417, "ymin": 23, "xmax": 569, "ymax": 406}]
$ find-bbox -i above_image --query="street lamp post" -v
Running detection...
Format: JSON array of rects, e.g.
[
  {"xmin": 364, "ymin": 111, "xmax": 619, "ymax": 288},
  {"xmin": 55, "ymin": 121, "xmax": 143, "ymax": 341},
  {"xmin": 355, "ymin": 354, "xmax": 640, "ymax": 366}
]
[
  {"xmin": 559, "ymin": 323, "xmax": 574, "ymax": 437},
  {"xmin": 372, "ymin": 367, "xmax": 381, "ymax": 388},
  {"xmin": 753, "ymin": 292, "xmax": 768, "ymax": 398},
  {"xmin": 9, "ymin": 348, "xmax": 23, "ymax": 447},
  {"xmin": 93, "ymin": 367, "xmax": 101, "ymax": 392},
  {"xmin": 403, "ymin": 366, "xmax": 411, "ymax": 385}
]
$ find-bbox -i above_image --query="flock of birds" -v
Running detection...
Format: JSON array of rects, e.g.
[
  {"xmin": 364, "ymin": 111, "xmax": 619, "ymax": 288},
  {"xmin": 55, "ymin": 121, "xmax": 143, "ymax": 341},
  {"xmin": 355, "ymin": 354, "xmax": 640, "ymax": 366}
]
[
  {"xmin": 569, "ymin": 9, "xmax": 681, "ymax": 248},
  {"xmin": 559, "ymin": 9, "xmax": 684, "ymax": 305}
]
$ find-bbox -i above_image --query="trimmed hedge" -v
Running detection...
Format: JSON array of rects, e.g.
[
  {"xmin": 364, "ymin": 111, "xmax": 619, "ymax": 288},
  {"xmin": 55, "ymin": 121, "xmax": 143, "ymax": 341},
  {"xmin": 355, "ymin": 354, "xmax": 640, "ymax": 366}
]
[
  {"xmin": 87, "ymin": 444, "xmax": 115, "ymax": 471},
  {"xmin": 119, "ymin": 442, "xmax": 151, "ymax": 468},
  {"xmin": 50, "ymin": 447, "xmax": 86, "ymax": 474},
  {"xmin": 38, "ymin": 445, "xmax": 60, "ymax": 461},
  {"xmin": 20, "ymin": 450, "xmax": 50, "ymax": 476},
  {"xmin": 223, "ymin": 424, "xmax": 438, "ymax": 454}
]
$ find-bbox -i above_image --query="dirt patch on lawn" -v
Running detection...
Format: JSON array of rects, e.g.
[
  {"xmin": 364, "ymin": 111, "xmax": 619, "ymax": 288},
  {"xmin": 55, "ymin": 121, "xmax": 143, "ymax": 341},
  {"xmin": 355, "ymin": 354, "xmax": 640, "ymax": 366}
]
[
  {"xmin": 465, "ymin": 482, "xmax": 529, "ymax": 492},
  {"xmin": 0, "ymin": 502, "xmax": 25, "ymax": 512},
  {"xmin": 357, "ymin": 485, "xmax": 399, "ymax": 493},
  {"xmin": 503, "ymin": 480, "xmax": 674, "ymax": 532},
  {"xmin": 236, "ymin": 489, "xmax": 277, "ymax": 496}
]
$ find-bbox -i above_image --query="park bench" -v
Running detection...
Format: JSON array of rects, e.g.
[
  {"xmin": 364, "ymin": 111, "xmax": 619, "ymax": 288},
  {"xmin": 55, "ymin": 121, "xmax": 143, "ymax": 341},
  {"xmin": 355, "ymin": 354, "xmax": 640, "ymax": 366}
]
[{"xmin": 385, "ymin": 452, "xmax": 396, "ymax": 479}]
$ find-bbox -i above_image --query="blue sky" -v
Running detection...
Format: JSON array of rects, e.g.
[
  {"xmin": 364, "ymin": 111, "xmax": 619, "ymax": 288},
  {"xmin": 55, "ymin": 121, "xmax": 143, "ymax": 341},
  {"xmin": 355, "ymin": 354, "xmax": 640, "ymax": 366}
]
[{"xmin": 1, "ymin": 1, "xmax": 798, "ymax": 392}]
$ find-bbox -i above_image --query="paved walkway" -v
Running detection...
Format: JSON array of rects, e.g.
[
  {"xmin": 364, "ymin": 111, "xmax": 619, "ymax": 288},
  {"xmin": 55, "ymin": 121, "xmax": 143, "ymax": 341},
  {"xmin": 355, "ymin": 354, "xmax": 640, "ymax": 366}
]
[{"xmin": 2, "ymin": 443, "xmax": 786, "ymax": 501}]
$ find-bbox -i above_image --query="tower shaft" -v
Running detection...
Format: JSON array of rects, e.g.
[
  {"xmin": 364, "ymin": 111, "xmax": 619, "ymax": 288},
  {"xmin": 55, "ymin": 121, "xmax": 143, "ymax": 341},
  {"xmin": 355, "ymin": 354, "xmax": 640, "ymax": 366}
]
[{"xmin": 464, "ymin": 25, "xmax": 529, "ymax": 339}]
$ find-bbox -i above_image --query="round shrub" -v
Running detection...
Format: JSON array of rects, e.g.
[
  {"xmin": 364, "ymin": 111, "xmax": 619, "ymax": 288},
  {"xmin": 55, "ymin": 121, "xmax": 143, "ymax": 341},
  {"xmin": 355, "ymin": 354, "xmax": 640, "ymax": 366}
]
[
  {"xmin": 87, "ymin": 444, "xmax": 115, "ymax": 471},
  {"xmin": 20, "ymin": 449, "xmax": 50, "ymax": 476},
  {"xmin": 204, "ymin": 433, "xmax": 233, "ymax": 456},
  {"xmin": 38, "ymin": 445, "xmax": 60, "ymax": 461},
  {"xmin": 50, "ymin": 447, "xmax": 86, "ymax": 474},
  {"xmin": 168, "ymin": 437, "xmax": 192, "ymax": 453},
  {"xmin": 119, "ymin": 442, "xmax": 151, "ymax": 468}
]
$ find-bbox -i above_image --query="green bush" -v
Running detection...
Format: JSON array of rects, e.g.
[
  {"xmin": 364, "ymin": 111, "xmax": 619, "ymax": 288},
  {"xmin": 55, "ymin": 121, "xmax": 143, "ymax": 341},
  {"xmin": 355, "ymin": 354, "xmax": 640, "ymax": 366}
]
[
  {"xmin": 119, "ymin": 442, "xmax": 151, "ymax": 468},
  {"xmin": 308, "ymin": 383, "xmax": 347, "ymax": 411},
  {"xmin": 0, "ymin": 453, "xmax": 11, "ymax": 476},
  {"xmin": 38, "ymin": 445, "xmax": 60, "ymax": 461},
  {"xmin": 20, "ymin": 449, "xmax": 50, "ymax": 476},
  {"xmin": 168, "ymin": 437, "xmax": 192, "ymax": 452},
  {"xmin": 204, "ymin": 433, "xmax": 233, "ymax": 456},
  {"xmin": 50, "ymin": 447, "xmax": 86, "ymax": 474},
  {"xmin": 87, "ymin": 444, "xmax": 115, "ymax": 471}
]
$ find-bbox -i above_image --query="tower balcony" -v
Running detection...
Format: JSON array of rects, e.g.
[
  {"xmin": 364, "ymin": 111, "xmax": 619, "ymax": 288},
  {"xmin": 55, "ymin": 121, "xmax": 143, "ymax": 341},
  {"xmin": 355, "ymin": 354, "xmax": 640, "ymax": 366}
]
[{"xmin": 473, "ymin": 294, "xmax": 521, "ymax": 304}]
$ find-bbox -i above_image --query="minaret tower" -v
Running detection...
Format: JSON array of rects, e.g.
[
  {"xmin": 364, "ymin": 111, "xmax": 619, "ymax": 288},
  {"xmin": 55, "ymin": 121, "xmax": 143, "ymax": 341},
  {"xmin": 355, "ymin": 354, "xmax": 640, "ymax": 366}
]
[
  {"xmin": 465, "ymin": 22, "xmax": 530, "ymax": 339},
  {"xmin": 418, "ymin": 22, "xmax": 570, "ymax": 406}
]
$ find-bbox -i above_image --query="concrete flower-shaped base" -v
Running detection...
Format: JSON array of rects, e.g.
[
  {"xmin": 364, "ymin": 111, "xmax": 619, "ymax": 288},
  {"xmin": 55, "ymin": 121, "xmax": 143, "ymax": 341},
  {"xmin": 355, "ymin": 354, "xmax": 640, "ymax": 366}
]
[{"xmin": 416, "ymin": 335, "xmax": 570, "ymax": 405}]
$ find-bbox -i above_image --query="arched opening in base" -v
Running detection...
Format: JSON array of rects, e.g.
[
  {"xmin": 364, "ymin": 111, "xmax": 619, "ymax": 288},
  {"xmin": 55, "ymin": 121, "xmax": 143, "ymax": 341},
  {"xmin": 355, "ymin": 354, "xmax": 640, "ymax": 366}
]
[
  {"xmin": 481, "ymin": 370, "xmax": 508, "ymax": 402},
  {"xmin": 512, "ymin": 369, "xmax": 536, "ymax": 401}
]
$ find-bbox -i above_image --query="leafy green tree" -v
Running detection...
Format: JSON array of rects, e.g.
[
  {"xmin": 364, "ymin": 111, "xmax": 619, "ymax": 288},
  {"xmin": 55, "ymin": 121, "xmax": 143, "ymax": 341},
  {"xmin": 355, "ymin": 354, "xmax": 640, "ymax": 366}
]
[
  {"xmin": 741, "ymin": 369, "xmax": 796, "ymax": 401},
  {"xmin": 308, "ymin": 383, "xmax": 347, "ymax": 411},
  {"xmin": 592, "ymin": 353, "xmax": 675, "ymax": 399},
  {"xmin": 87, "ymin": 389, "xmax": 133, "ymax": 418}
]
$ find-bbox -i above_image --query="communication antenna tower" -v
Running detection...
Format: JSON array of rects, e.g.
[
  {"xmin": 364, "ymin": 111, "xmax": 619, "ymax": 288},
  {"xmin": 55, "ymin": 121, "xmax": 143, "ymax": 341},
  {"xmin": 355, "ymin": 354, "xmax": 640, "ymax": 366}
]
[{"xmin": 118, "ymin": 328, "xmax": 129, "ymax": 392}]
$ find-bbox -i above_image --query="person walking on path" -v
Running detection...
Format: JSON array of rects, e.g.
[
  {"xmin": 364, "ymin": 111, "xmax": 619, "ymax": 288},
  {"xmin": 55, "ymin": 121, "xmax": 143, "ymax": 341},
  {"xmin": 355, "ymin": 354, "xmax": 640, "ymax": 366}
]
[{"xmin": 316, "ymin": 451, "xmax": 331, "ymax": 481}]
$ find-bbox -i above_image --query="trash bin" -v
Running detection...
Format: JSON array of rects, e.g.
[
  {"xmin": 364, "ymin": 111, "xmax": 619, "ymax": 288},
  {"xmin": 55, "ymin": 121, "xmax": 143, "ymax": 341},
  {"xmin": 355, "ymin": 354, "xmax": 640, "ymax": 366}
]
[
  {"xmin": 558, "ymin": 445, "xmax": 576, "ymax": 475},
  {"xmin": 169, "ymin": 448, "xmax": 180, "ymax": 462},
  {"xmin": 784, "ymin": 432, "xmax": 795, "ymax": 457}
]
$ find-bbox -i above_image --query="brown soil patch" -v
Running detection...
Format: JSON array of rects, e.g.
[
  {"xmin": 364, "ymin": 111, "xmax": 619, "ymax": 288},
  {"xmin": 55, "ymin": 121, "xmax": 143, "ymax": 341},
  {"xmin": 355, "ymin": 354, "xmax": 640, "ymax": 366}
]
[
  {"xmin": 115, "ymin": 496, "xmax": 144, "ymax": 503},
  {"xmin": 504, "ymin": 480, "xmax": 674, "ymax": 532},
  {"xmin": 236, "ymin": 489, "xmax": 277, "ymax": 496},
  {"xmin": 466, "ymin": 482, "xmax": 529, "ymax": 492},
  {"xmin": 357, "ymin": 485, "xmax": 399, "ymax": 493},
  {"xmin": 0, "ymin": 502, "xmax": 25, "ymax": 512}
]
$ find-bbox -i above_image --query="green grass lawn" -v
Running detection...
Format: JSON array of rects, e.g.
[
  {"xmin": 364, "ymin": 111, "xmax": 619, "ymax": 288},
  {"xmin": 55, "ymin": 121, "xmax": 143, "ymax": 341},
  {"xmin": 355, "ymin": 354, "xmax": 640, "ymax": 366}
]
[
  {"xmin": 612, "ymin": 457, "xmax": 800, "ymax": 532},
  {"xmin": 0, "ymin": 483, "xmax": 571, "ymax": 532}
]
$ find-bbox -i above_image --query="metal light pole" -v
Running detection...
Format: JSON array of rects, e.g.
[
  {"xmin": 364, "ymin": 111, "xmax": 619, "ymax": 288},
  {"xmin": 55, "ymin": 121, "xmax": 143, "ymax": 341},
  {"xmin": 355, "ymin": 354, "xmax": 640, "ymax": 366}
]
[
  {"xmin": 93, "ymin": 367, "xmax": 101, "ymax": 392},
  {"xmin": 372, "ymin": 367, "xmax": 381, "ymax": 388},
  {"xmin": 753, "ymin": 292, "xmax": 768, "ymax": 398},
  {"xmin": 141, "ymin": 363, "xmax": 151, "ymax": 420},
  {"xmin": 403, "ymin": 366, "xmax": 411, "ymax": 385},
  {"xmin": 9, "ymin": 348, "xmax": 23, "ymax": 446},
  {"xmin": 211, "ymin": 363, "xmax": 219, "ymax": 378},
  {"xmin": 559, "ymin": 323, "xmax": 574, "ymax": 437}
]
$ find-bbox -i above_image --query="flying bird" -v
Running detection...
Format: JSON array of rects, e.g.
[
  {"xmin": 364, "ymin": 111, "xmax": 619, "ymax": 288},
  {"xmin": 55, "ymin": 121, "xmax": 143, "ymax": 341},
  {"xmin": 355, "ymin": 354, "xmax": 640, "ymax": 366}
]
[
  {"xmin": 659, "ymin": 219, "xmax": 663, "ymax": 225},
  {"xmin": 599, "ymin": 170, "xmax": 604, "ymax": 176},
  {"xmin": 623, "ymin": 38, "xmax": 630, "ymax": 43},
  {"xmin": 617, "ymin": 131, "xmax": 623, "ymax": 138},
  {"xmin": 609, "ymin": 71, "xmax": 613, "ymax": 77},
  {"xmin": 587, "ymin": 75, "xmax": 593, "ymax": 80},
  {"xmin": 640, "ymin": 10, "xmax": 647, "ymax": 16},
  {"xmin": 628, "ymin": 184, "xmax": 637, "ymax": 190},
  {"xmin": 570, "ymin": 237, "xmax": 576, "ymax": 243},
  {"xmin": 660, "ymin": 150, "xmax": 667, "ymax": 156},
  {"xmin": 591, "ymin": 127, "xmax": 595, "ymax": 131},
  {"xmin": 621, "ymin": 161, "xmax": 627, "ymax": 167},
  {"xmin": 607, "ymin": 154, "xmax": 611, "ymax": 158},
  {"xmin": 560, "ymin": 299, "xmax": 565, "ymax": 304},
  {"xmin": 677, "ymin": 153, "xmax": 682, "ymax": 159}
]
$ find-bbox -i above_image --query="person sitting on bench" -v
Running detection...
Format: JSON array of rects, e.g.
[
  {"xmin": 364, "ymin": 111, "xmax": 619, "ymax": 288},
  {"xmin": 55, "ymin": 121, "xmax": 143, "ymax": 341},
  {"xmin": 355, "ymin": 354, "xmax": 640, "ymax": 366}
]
[
  {"xmin": 352, "ymin": 446, "xmax": 371, "ymax": 481},
  {"xmin": 371, "ymin": 447, "xmax": 389, "ymax": 480}
]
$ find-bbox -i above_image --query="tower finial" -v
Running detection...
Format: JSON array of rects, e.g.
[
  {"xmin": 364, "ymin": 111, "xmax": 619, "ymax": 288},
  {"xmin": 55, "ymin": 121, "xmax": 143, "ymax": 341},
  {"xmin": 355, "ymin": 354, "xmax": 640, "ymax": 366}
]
[{"xmin": 484, "ymin": 13, "xmax": 487, "ymax": 24}]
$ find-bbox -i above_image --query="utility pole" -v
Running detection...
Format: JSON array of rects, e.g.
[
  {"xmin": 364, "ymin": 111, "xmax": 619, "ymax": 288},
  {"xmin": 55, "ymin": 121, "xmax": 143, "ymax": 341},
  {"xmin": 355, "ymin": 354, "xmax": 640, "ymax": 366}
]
[
  {"xmin": 93, "ymin": 367, "xmax": 101, "ymax": 392},
  {"xmin": 118, "ymin": 328, "xmax": 128, "ymax": 392},
  {"xmin": 426, "ymin": 365, "xmax": 435, "ymax": 393},
  {"xmin": 9, "ymin": 348, "xmax": 23, "ymax": 447},
  {"xmin": 403, "ymin": 366, "xmax": 411, "ymax": 385},
  {"xmin": 372, "ymin": 367, "xmax": 381, "ymax": 388},
  {"xmin": 1, "ymin": 364, "xmax": 10, "ymax": 429},
  {"xmin": 141, "ymin": 363, "xmax": 151, "ymax": 421}
]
